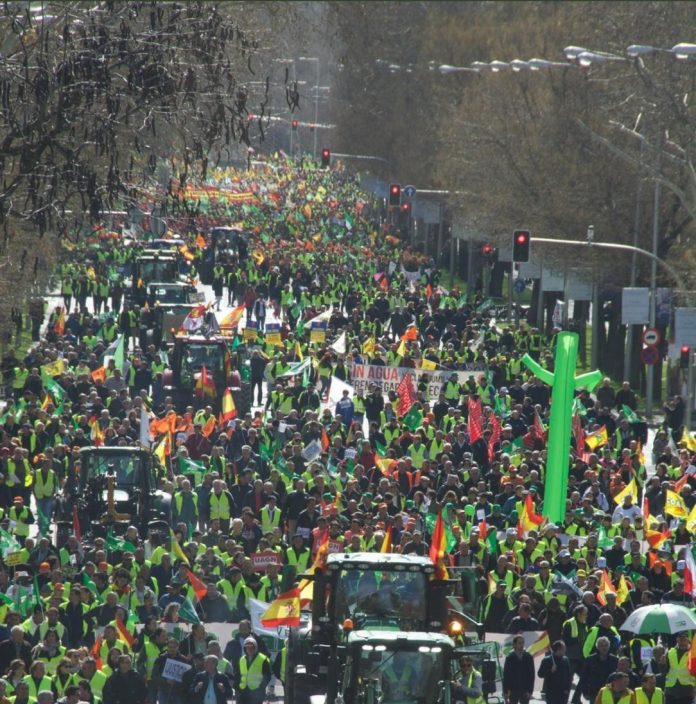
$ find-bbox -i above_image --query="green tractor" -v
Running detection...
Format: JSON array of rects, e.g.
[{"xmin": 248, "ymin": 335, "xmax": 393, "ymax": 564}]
[
  {"xmin": 338, "ymin": 630, "xmax": 457, "ymax": 704},
  {"xmin": 284, "ymin": 552, "xmax": 482, "ymax": 704}
]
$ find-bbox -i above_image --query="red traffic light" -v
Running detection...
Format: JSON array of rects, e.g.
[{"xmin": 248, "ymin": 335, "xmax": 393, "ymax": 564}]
[
  {"xmin": 388, "ymin": 184, "xmax": 401, "ymax": 207},
  {"xmin": 482, "ymin": 243, "xmax": 493, "ymax": 255},
  {"xmin": 680, "ymin": 345, "xmax": 690, "ymax": 369},
  {"xmin": 321, "ymin": 148, "xmax": 331, "ymax": 167},
  {"xmin": 512, "ymin": 229, "xmax": 531, "ymax": 262},
  {"xmin": 291, "ymin": 119, "xmax": 298, "ymax": 130},
  {"xmin": 682, "ymin": 345, "xmax": 690, "ymax": 354},
  {"xmin": 516, "ymin": 232, "xmax": 529, "ymax": 244},
  {"xmin": 401, "ymin": 202, "xmax": 411, "ymax": 213}
]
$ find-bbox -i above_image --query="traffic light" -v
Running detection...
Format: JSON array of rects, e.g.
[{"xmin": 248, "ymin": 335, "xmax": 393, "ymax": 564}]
[
  {"xmin": 482, "ymin": 243, "xmax": 493, "ymax": 256},
  {"xmin": 401, "ymin": 202, "xmax": 411, "ymax": 215},
  {"xmin": 680, "ymin": 345, "xmax": 690, "ymax": 370},
  {"xmin": 512, "ymin": 229, "xmax": 531, "ymax": 262},
  {"xmin": 321, "ymin": 148, "xmax": 331, "ymax": 167},
  {"xmin": 291, "ymin": 119, "xmax": 298, "ymax": 131},
  {"xmin": 389, "ymin": 184, "xmax": 401, "ymax": 207}
]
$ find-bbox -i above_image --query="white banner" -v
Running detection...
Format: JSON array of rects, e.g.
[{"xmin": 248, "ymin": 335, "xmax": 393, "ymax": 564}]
[
  {"xmin": 348, "ymin": 363, "xmax": 486, "ymax": 397},
  {"xmin": 327, "ymin": 376, "xmax": 355, "ymax": 409},
  {"xmin": 622, "ymin": 287, "xmax": 650, "ymax": 325}
]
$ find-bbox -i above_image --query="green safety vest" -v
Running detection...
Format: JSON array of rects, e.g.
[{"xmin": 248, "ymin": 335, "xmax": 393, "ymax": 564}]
[
  {"xmin": 238, "ymin": 653, "xmax": 269, "ymax": 690},
  {"xmin": 9, "ymin": 506, "xmax": 32, "ymax": 537},
  {"xmin": 408, "ymin": 443, "xmax": 426, "ymax": 469}
]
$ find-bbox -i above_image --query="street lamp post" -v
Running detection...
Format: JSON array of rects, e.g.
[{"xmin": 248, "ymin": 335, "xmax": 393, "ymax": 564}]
[{"xmin": 298, "ymin": 56, "xmax": 320, "ymax": 159}]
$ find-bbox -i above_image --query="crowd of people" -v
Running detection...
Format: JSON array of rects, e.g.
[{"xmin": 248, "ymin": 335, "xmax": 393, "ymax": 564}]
[{"xmin": 0, "ymin": 153, "xmax": 693, "ymax": 704}]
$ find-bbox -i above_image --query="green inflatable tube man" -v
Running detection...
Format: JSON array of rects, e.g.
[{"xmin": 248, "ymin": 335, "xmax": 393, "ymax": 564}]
[{"xmin": 521, "ymin": 331, "xmax": 602, "ymax": 523}]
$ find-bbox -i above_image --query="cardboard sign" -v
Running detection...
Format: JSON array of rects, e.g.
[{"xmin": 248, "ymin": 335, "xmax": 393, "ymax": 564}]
[
  {"xmin": 161, "ymin": 658, "xmax": 191, "ymax": 682},
  {"xmin": 251, "ymin": 550, "xmax": 283, "ymax": 571},
  {"xmin": 243, "ymin": 321, "xmax": 258, "ymax": 341},
  {"xmin": 265, "ymin": 323, "xmax": 282, "ymax": 347},
  {"xmin": 5, "ymin": 552, "xmax": 23, "ymax": 566}
]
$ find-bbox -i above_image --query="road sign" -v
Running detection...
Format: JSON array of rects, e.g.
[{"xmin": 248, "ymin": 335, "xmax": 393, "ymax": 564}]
[
  {"xmin": 642, "ymin": 328, "xmax": 661, "ymax": 347},
  {"xmin": 403, "ymin": 185, "xmax": 417, "ymax": 198},
  {"xmin": 514, "ymin": 278, "xmax": 526, "ymax": 294},
  {"xmin": 622, "ymin": 287, "xmax": 650, "ymax": 325},
  {"xmin": 640, "ymin": 345, "xmax": 660, "ymax": 366}
]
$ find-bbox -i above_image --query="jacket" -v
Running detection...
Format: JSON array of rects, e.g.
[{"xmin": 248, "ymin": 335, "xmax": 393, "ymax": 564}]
[
  {"xmin": 537, "ymin": 653, "xmax": 572, "ymax": 698},
  {"xmin": 102, "ymin": 669, "xmax": 148, "ymax": 704},
  {"xmin": 502, "ymin": 651, "xmax": 535, "ymax": 695},
  {"xmin": 189, "ymin": 671, "xmax": 233, "ymax": 704}
]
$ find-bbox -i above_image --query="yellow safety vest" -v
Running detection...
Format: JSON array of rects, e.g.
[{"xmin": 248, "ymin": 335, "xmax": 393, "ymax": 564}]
[
  {"xmin": 461, "ymin": 669, "xmax": 485, "ymax": 704},
  {"xmin": 9, "ymin": 506, "xmax": 32, "ymax": 537},
  {"xmin": 599, "ymin": 688, "xmax": 631, "ymax": 704},
  {"xmin": 408, "ymin": 443, "xmax": 426, "ymax": 469},
  {"xmin": 260, "ymin": 506, "xmax": 281, "ymax": 534},
  {"xmin": 23, "ymin": 674, "xmax": 53, "ymax": 698},
  {"xmin": 218, "ymin": 579, "xmax": 249, "ymax": 608},
  {"xmin": 285, "ymin": 548, "xmax": 310, "ymax": 572},
  {"xmin": 174, "ymin": 491, "xmax": 199, "ymax": 516},
  {"xmin": 209, "ymin": 493, "xmax": 231, "ymax": 520},
  {"xmin": 238, "ymin": 653, "xmax": 269, "ymax": 690},
  {"xmin": 666, "ymin": 648, "xmax": 696, "ymax": 688},
  {"xmin": 635, "ymin": 688, "xmax": 664, "ymax": 704},
  {"xmin": 7, "ymin": 458, "xmax": 32, "ymax": 488},
  {"xmin": 33, "ymin": 469, "xmax": 56, "ymax": 499}
]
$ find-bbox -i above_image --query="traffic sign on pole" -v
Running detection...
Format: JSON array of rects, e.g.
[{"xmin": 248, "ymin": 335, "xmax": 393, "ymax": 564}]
[
  {"xmin": 403, "ymin": 185, "xmax": 417, "ymax": 199},
  {"xmin": 640, "ymin": 346, "xmax": 660, "ymax": 366},
  {"xmin": 642, "ymin": 328, "xmax": 661, "ymax": 347}
]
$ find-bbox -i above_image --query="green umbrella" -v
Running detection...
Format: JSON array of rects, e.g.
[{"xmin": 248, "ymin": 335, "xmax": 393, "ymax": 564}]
[{"xmin": 621, "ymin": 604, "xmax": 696, "ymax": 634}]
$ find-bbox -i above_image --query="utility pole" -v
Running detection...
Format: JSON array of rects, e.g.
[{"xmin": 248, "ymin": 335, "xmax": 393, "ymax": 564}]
[{"xmin": 645, "ymin": 175, "xmax": 661, "ymax": 419}]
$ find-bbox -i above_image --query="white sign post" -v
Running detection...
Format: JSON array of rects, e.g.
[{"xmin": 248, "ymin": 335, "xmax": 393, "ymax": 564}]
[{"xmin": 621, "ymin": 287, "xmax": 650, "ymax": 325}]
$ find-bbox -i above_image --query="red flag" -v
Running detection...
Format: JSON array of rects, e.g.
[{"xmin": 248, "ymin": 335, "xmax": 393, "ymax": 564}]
[
  {"xmin": 380, "ymin": 275, "xmax": 389, "ymax": 291},
  {"xmin": 396, "ymin": 373, "xmax": 416, "ymax": 416},
  {"xmin": 72, "ymin": 505, "xmax": 82, "ymax": 543},
  {"xmin": 645, "ymin": 528, "xmax": 671, "ymax": 549},
  {"xmin": 478, "ymin": 519, "xmax": 489, "ymax": 542},
  {"xmin": 91, "ymin": 635, "xmax": 103, "ymax": 669},
  {"xmin": 525, "ymin": 493, "xmax": 544, "ymax": 526},
  {"xmin": 186, "ymin": 568, "xmax": 208, "ymax": 601},
  {"xmin": 468, "ymin": 398, "xmax": 483, "ymax": 444},
  {"xmin": 115, "ymin": 617, "xmax": 135, "ymax": 648},
  {"xmin": 425, "ymin": 283, "xmax": 433, "ymax": 299},
  {"xmin": 488, "ymin": 413, "xmax": 501, "ymax": 462},
  {"xmin": 321, "ymin": 428, "xmax": 330, "ymax": 452},
  {"xmin": 675, "ymin": 471, "xmax": 690, "ymax": 492},
  {"xmin": 643, "ymin": 494, "xmax": 650, "ymax": 522},
  {"xmin": 428, "ymin": 506, "xmax": 449, "ymax": 579},
  {"xmin": 201, "ymin": 415, "xmax": 217, "ymax": 438},
  {"xmin": 596, "ymin": 570, "xmax": 616, "ymax": 607}
]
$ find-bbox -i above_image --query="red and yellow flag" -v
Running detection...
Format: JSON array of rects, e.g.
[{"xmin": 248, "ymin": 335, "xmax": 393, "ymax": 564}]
[
  {"xmin": 261, "ymin": 588, "xmax": 301, "ymax": 627},
  {"xmin": 201, "ymin": 415, "xmax": 217, "ymax": 438},
  {"xmin": 428, "ymin": 506, "xmax": 449, "ymax": 579},
  {"xmin": 91, "ymin": 367, "xmax": 106, "ymax": 384},
  {"xmin": 380, "ymin": 525, "xmax": 392, "ymax": 554},
  {"xmin": 54, "ymin": 308, "xmax": 65, "ymax": 336},
  {"xmin": 597, "ymin": 570, "xmax": 616, "ymax": 606},
  {"xmin": 195, "ymin": 366, "xmax": 216, "ymax": 399},
  {"xmin": 186, "ymin": 568, "xmax": 208, "ymax": 602},
  {"xmin": 219, "ymin": 303, "xmax": 246, "ymax": 329},
  {"xmin": 219, "ymin": 389, "xmax": 237, "ymax": 426}
]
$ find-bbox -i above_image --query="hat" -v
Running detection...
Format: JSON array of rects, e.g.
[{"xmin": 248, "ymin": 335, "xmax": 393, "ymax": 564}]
[
  {"xmin": 597, "ymin": 557, "xmax": 607, "ymax": 568},
  {"xmin": 607, "ymin": 673, "xmax": 624, "ymax": 683},
  {"xmin": 558, "ymin": 549, "xmax": 570, "ymax": 558},
  {"xmin": 244, "ymin": 637, "xmax": 257, "ymax": 647},
  {"xmin": 677, "ymin": 560, "xmax": 686, "ymax": 570},
  {"xmin": 576, "ymin": 569, "xmax": 587, "ymax": 577}
]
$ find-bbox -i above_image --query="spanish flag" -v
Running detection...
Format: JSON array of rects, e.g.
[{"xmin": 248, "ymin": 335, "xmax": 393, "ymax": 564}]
[
  {"xmin": 219, "ymin": 389, "xmax": 237, "ymax": 425},
  {"xmin": 201, "ymin": 415, "xmax": 217, "ymax": 438},
  {"xmin": 645, "ymin": 527, "xmax": 671, "ymax": 549},
  {"xmin": 380, "ymin": 525, "xmax": 392, "ymax": 554},
  {"xmin": 596, "ymin": 570, "xmax": 616, "ymax": 606},
  {"xmin": 261, "ymin": 588, "xmax": 301, "ymax": 628},
  {"xmin": 115, "ymin": 617, "xmax": 135, "ymax": 648},
  {"xmin": 219, "ymin": 303, "xmax": 246, "ymax": 329},
  {"xmin": 153, "ymin": 433, "xmax": 170, "ymax": 465},
  {"xmin": 195, "ymin": 366, "xmax": 216, "ymax": 399},
  {"xmin": 90, "ymin": 420, "xmax": 104, "ymax": 447},
  {"xmin": 428, "ymin": 506, "xmax": 449, "ymax": 579}
]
